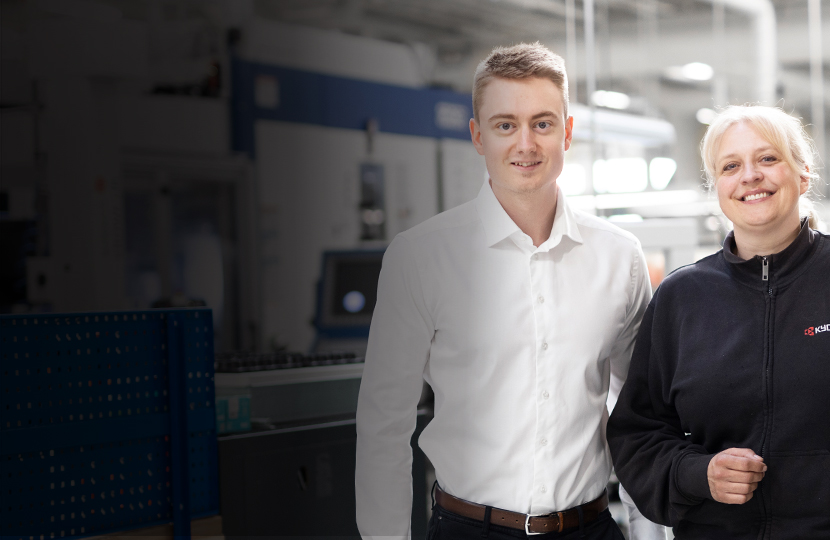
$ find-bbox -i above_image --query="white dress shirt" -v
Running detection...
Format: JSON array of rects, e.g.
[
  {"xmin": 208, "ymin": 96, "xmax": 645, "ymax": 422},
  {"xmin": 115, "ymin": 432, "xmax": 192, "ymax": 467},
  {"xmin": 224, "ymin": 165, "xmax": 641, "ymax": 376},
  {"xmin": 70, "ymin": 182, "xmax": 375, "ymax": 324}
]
[{"xmin": 356, "ymin": 180, "xmax": 652, "ymax": 538}]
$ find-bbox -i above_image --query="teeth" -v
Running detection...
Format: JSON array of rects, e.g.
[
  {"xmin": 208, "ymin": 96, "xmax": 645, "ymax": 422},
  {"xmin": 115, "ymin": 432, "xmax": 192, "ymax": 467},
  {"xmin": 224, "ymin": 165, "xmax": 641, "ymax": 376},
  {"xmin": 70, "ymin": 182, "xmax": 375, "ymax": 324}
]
[
  {"xmin": 744, "ymin": 192, "xmax": 771, "ymax": 201},
  {"xmin": 514, "ymin": 162, "xmax": 538, "ymax": 167}
]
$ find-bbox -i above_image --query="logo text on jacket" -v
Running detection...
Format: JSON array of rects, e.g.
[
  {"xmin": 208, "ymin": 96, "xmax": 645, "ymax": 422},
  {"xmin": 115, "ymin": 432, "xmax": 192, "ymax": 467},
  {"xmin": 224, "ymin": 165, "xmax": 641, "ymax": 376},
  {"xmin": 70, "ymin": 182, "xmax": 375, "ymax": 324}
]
[{"xmin": 804, "ymin": 323, "xmax": 829, "ymax": 336}]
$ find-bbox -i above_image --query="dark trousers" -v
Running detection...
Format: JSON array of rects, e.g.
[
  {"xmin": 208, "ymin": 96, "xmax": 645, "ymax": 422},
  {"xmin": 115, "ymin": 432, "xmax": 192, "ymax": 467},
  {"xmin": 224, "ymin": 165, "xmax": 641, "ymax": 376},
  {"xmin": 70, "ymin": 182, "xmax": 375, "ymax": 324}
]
[{"xmin": 427, "ymin": 505, "xmax": 626, "ymax": 540}]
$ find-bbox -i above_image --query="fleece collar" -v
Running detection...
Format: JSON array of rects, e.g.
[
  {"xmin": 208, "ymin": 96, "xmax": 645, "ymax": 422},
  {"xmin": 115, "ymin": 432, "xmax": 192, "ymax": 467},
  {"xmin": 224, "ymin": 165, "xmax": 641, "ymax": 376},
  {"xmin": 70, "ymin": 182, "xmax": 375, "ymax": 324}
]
[{"xmin": 722, "ymin": 219, "xmax": 819, "ymax": 290}]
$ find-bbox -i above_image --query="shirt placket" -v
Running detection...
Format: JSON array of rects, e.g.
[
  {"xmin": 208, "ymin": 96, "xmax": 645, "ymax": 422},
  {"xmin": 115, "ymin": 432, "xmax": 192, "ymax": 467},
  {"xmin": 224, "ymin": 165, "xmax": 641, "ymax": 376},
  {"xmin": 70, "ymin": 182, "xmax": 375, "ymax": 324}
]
[{"xmin": 528, "ymin": 248, "xmax": 556, "ymax": 512}]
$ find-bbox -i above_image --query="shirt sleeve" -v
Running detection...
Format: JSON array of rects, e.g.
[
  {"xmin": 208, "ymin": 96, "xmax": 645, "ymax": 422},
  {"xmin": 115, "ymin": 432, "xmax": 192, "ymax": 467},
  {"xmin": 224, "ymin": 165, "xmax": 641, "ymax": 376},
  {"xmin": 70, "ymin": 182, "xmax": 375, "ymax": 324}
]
[
  {"xmin": 355, "ymin": 234, "xmax": 434, "ymax": 539},
  {"xmin": 605, "ymin": 242, "xmax": 668, "ymax": 536},
  {"xmin": 607, "ymin": 242, "xmax": 652, "ymax": 413},
  {"xmin": 619, "ymin": 483, "xmax": 668, "ymax": 540},
  {"xmin": 606, "ymin": 289, "xmax": 714, "ymax": 526}
]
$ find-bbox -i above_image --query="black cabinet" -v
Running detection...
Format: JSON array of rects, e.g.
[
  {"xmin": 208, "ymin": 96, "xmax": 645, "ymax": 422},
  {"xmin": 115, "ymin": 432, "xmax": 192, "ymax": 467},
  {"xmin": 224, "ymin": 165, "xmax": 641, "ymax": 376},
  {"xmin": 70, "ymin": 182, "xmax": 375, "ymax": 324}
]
[{"xmin": 219, "ymin": 412, "xmax": 431, "ymax": 539}]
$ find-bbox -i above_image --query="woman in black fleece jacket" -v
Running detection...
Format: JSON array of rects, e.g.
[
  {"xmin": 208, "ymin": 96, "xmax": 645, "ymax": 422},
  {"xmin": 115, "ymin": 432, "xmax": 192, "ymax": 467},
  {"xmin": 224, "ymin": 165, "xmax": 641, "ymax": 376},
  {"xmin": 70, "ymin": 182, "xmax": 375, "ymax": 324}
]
[{"xmin": 607, "ymin": 105, "xmax": 830, "ymax": 540}]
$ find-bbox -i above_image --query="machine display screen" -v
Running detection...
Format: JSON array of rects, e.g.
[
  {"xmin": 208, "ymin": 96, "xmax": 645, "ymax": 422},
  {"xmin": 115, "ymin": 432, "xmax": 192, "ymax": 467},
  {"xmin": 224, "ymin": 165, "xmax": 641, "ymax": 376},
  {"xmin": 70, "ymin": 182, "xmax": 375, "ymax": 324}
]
[
  {"xmin": 332, "ymin": 259, "xmax": 382, "ymax": 316},
  {"xmin": 317, "ymin": 250, "xmax": 386, "ymax": 332}
]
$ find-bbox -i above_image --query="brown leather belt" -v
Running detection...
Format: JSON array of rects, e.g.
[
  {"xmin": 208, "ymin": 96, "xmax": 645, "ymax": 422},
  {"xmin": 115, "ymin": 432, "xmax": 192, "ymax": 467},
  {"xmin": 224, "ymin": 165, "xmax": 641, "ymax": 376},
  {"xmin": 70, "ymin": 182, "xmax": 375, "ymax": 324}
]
[{"xmin": 434, "ymin": 485, "xmax": 609, "ymax": 535}]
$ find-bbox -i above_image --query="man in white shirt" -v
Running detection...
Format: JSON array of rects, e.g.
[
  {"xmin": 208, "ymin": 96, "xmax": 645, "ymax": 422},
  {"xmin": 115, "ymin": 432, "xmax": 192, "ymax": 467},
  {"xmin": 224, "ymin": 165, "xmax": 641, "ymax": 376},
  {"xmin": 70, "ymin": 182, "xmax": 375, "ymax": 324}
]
[{"xmin": 356, "ymin": 43, "xmax": 663, "ymax": 539}]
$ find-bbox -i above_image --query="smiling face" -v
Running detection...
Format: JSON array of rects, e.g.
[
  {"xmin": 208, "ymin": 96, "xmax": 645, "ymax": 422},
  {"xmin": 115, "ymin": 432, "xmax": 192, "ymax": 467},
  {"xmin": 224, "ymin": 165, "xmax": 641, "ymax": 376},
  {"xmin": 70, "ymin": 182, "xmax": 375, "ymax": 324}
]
[
  {"xmin": 470, "ymin": 76, "xmax": 573, "ymax": 198},
  {"xmin": 715, "ymin": 121, "xmax": 809, "ymax": 240}
]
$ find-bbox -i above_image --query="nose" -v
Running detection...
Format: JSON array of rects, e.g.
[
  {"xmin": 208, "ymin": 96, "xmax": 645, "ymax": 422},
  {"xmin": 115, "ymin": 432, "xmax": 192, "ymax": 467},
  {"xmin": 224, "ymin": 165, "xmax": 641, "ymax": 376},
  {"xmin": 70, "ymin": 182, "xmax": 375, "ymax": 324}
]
[
  {"xmin": 740, "ymin": 161, "xmax": 762, "ymax": 184},
  {"xmin": 517, "ymin": 126, "xmax": 536, "ymax": 153}
]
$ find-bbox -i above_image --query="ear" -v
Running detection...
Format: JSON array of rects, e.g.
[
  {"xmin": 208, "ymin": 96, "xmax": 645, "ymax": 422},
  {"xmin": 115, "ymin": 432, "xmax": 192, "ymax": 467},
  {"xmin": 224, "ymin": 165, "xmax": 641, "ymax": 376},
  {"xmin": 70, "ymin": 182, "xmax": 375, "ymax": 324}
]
[
  {"xmin": 470, "ymin": 118, "xmax": 485, "ymax": 156},
  {"xmin": 800, "ymin": 165, "xmax": 811, "ymax": 195},
  {"xmin": 564, "ymin": 116, "xmax": 574, "ymax": 151}
]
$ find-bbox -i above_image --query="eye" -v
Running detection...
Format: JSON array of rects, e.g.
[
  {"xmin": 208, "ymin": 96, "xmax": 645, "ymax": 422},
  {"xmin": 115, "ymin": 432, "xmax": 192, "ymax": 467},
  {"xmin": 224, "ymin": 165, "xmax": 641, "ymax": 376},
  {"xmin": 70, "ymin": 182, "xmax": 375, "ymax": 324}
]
[
  {"xmin": 761, "ymin": 155, "xmax": 778, "ymax": 163},
  {"xmin": 498, "ymin": 122, "xmax": 512, "ymax": 131},
  {"xmin": 722, "ymin": 162, "xmax": 738, "ymax": 173},
  {"xmin": 537, "ymin": 121, "xmax": 550, "ymax": 129}
]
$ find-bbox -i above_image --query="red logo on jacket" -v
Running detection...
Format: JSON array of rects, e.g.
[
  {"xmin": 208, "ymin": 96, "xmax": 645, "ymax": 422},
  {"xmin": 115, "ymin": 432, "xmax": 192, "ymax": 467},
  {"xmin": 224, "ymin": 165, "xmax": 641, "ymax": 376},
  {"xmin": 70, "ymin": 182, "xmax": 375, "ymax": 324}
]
[{"xmin": 805, "ymin": 323, "xmax": 829, "ymax": 336}]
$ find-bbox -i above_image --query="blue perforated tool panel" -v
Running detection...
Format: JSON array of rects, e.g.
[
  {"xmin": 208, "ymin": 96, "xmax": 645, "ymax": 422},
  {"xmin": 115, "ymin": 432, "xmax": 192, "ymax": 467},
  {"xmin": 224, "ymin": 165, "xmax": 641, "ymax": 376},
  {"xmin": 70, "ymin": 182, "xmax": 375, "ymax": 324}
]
[{"xmin": 0, "ymin": 309, "xmax": 218, "ymax": 540}]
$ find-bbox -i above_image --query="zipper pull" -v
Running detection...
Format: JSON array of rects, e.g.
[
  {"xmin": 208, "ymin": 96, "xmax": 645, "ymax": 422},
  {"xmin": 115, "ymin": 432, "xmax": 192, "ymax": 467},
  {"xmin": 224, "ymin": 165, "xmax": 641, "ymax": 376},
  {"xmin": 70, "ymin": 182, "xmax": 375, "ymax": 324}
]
[{"xmin": 762, "ymin": 257, "xmax": 769, "ymax": 281}]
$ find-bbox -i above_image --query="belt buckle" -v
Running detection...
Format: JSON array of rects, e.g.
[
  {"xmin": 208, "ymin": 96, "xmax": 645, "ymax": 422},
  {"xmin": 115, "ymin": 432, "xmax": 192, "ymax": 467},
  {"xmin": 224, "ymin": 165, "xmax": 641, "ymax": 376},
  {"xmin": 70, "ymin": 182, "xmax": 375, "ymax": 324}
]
[{"xmin": 524, "ymin": 514, "xmax": 545, "ymax": 536}]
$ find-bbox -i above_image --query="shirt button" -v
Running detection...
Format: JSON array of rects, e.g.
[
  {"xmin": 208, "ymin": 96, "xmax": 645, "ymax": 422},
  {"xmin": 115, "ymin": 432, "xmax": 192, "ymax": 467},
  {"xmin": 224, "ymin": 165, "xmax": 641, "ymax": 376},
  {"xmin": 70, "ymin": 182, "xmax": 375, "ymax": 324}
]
[
  {"xmin": 532, "ymin": 254, "xmax": 538, "ymax": 260},
  {"xmin": 540, "ymin": 486, "xmax": 547, "ymax": 493},
  {"xmin": 542, "ymin": 391, "xmax": 549, "ymax": 399},
  {"xmin": 537, "ymin": 295, "xmax": 545, "ymax": 304},
  {"xmin": 540, "ymin": 438, "xmax": 547, "ymax": 446},
  {"xmin": 542, "ymin": 342, "xmax": 548, "ymax": 350}
]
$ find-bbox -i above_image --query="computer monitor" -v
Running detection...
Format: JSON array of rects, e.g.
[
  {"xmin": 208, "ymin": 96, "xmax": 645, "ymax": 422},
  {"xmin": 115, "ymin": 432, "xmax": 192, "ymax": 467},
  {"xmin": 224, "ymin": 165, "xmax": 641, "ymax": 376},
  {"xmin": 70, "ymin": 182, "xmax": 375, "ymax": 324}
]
[{"xmin": 314, "ymin": 249, "xmax": 386, "ymax": 340}]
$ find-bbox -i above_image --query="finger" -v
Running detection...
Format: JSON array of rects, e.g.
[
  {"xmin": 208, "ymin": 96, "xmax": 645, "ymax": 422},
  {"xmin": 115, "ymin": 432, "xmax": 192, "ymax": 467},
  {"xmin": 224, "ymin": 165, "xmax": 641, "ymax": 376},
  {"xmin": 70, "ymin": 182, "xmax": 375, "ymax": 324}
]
[
  {"xmin": 723, "ymin": 448, "xmax": 764, "ymax": 462},
  {"xmin": 737, "ymin": 471, "xmax": 765, "ymax": 483},
  {"xmin": 711, "ymin": 458, "xmax": 765, "ymax": 478},
  {"xmin": 718, "ymin": 454, "xmax": 768, "ymax": 473},
  {"xmin": 722, "ymin": 481, "xmax": 759, "ymax": 495},
  {"xmin": 719, "ymin": 469, "xmax": 765, "ymax": 484},
  {"xmin": 717, "ymin": 492, "xmax": 754, "ymax": 505}
]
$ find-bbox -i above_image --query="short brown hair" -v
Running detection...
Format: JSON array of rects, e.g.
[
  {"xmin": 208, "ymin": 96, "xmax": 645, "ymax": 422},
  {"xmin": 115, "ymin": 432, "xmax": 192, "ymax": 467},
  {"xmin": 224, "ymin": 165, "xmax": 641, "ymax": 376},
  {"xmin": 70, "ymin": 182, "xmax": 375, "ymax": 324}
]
[{"xmin": 473, "ymin": 42, "xmax": 569, "ymax": 122}]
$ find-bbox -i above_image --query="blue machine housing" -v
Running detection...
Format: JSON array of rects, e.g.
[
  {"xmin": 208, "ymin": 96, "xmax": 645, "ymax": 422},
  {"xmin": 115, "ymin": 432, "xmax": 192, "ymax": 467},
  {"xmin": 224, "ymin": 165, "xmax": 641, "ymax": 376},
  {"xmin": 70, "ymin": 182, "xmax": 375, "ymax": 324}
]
[{"xmin": 230, "ymin": 56, "xmax": 473, "ymax": 158}]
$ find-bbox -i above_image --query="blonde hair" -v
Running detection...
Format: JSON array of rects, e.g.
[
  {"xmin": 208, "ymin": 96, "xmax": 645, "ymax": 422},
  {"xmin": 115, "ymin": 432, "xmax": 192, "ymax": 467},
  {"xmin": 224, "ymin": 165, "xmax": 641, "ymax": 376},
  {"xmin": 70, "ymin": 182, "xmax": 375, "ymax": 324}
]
[
  {"xmin": 700, "ymin": 105, "xmax": 821, "ymax": 229},
  {"xmin": 472, "ymin": 42, "xmax": 569, "ymax": 122}
]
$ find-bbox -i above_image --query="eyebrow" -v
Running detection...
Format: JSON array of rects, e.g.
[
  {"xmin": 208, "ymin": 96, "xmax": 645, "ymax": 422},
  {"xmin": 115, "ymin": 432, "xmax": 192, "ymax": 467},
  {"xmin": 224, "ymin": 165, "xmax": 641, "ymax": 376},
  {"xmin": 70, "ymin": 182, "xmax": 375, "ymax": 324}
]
[
  {"xmin": 487, "ymin": 111, "xmax": 559, "ymax": 123},
  {"xmin": 718, "ymin": 146, "xmax": 779, "ymax": 163}
]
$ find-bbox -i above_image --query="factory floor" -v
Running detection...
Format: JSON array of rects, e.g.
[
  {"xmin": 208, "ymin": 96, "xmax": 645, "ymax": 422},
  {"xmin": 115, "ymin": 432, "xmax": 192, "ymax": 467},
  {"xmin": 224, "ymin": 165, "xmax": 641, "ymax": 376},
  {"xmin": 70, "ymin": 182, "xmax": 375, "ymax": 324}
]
[{"xmin": 84, "ymin": 516, "xmax": 223, "ymax": 540}]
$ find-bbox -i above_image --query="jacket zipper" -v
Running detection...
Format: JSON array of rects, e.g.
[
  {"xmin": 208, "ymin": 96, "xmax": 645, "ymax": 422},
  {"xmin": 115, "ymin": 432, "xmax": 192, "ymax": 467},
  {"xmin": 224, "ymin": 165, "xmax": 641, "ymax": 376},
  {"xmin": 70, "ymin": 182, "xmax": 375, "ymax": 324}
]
[{"xmin": 758, "ymin": 255, "xmax": 773, "ymax": 539}]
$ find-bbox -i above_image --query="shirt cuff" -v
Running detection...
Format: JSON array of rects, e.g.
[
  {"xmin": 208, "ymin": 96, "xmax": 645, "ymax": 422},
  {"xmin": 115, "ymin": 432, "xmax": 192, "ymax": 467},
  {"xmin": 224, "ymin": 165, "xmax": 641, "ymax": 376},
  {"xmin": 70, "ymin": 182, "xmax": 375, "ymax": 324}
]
[{"xmin": 675, "ymin": 452, "xmax": 714, "ymax": 502}]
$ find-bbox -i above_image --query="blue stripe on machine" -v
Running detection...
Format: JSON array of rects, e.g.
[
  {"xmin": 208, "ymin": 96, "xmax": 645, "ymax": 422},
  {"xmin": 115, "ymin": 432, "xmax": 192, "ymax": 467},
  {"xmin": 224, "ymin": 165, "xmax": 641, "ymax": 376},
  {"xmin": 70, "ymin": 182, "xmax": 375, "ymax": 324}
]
[{"xmin": 231, "ymin": 57, "xmax": 473, "ymax": 156}]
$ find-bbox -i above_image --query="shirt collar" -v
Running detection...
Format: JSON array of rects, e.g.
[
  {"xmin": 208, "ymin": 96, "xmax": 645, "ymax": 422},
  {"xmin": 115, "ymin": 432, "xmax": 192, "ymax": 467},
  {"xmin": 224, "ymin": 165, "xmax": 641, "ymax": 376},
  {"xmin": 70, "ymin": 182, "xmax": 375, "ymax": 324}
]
[
  {"xmin": 544, "ymin": 186, "xmax": 583, "ymax": 250},
  {"xmin": 475, "ymin": 180, "xmax": 583, "ymax": 250}
]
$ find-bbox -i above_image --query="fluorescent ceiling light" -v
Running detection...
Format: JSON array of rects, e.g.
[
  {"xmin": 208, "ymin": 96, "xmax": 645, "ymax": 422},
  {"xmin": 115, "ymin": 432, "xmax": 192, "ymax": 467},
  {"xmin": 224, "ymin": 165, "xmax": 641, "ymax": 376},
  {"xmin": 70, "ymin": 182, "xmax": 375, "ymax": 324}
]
[
  {"xmin": 681, "ymin": 62, "xmax": 714, "ymax": 81},
  {"xmin": 649, "ymin": 157, "xmax": 677, "ymax": 190},
  {"xmin": 592, "ymin": 90, "xmax": 631, "ymax": 110},
  {"xmin": 664, "ymin": 63, "xmax": 714, "ymax": 83},
  {"xmin": 594, "ymin": 158, "xmax": 648, "ymax": 193},
  {"xmin": 696, "ymin": 107, "xmax": 717, "ymax": 125}
]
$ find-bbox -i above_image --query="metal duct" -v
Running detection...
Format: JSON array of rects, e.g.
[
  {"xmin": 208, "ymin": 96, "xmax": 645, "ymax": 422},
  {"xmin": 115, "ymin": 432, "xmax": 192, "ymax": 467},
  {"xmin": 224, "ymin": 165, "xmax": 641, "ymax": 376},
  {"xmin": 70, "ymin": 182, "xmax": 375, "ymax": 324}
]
[{"xmin": 706, "ymin": 0, "xmax": 777, "ymax": 105}]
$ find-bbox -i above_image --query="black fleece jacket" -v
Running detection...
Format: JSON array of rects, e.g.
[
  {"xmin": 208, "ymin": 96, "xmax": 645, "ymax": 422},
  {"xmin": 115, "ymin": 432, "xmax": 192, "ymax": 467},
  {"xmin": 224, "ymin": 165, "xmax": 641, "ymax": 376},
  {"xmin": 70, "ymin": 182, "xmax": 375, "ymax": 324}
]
[{"xmin": 607, "ymin": 221, "xmax": 830, "ymax": 540}]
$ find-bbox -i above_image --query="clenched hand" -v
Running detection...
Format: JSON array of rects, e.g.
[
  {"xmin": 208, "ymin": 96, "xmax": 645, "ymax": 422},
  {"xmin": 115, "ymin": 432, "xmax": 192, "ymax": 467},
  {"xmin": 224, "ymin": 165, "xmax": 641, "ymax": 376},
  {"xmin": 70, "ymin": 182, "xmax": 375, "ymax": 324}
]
[{"xmin": 707, "ymin": 448, "xmax": 767, "ymax": 504}]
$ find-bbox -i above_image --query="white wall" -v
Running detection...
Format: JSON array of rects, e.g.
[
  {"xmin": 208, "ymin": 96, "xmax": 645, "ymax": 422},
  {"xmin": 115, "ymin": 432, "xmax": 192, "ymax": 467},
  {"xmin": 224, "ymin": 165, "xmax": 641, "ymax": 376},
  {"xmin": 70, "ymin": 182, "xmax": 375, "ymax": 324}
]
[
  {"xmin": 118, "ymin": 95, "xmax": 231, "ymax": 155},
  {"xmin": 36, "ymin": 77, "xmax": 128, "ymax": 311},
  {"xmin": 440, "ymin": 138, "xmax": 487, "ymax": 211}
]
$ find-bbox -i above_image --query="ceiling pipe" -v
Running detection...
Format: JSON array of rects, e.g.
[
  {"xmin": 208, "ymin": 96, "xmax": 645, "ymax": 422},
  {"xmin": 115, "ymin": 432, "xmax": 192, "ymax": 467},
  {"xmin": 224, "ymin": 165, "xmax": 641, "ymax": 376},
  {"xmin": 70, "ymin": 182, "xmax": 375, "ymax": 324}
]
[
  {"xmin": 808, "ymin": 0, "xmax": 825, "ymax": 176},
  {"xmin": 703, "ymin": 0, "xmax": 777, "ymax": 105},
  {"xmin": 565, "ymin": 0, "xmax": 579, "ymax": 103}
]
